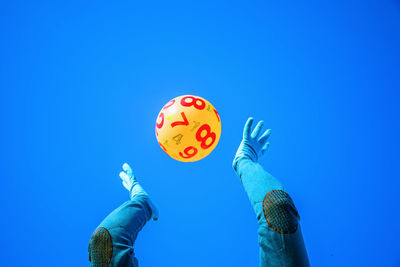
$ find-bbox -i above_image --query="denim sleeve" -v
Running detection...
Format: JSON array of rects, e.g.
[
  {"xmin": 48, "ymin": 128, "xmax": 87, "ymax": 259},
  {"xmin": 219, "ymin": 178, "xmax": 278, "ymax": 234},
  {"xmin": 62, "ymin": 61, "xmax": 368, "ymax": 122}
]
[
  {"xmin": 235, "ymin": 157, "xmax": 310, "ymax": 267},
  {"xmin": 89, "ymin": 195, "xmax": 152, "ymax": 267}
]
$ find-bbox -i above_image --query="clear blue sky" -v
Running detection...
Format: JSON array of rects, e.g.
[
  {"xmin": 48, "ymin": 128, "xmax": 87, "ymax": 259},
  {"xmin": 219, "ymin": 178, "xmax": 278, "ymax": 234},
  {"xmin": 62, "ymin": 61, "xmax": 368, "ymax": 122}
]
[{"xmin": 1, "ymin": 1, "xmax": 399, "ymax": 266}]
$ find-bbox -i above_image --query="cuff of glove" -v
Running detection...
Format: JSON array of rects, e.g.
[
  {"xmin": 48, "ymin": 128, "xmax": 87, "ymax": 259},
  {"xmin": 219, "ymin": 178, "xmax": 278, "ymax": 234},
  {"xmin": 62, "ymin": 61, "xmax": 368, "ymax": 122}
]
[
  {"xmin": 232, "ymin": 153, "xmax": 257, "ymax": 173},
  {"xmin": 233, "ymin": 143, "xmax": 258, "ymax": 172},
  {"xmin": 239, "ymin": 142, "xmax": 258, "ymax": 161},
  {"xmin": 129, "ymin": 182, "xmax": 148, "ymax": 200}
]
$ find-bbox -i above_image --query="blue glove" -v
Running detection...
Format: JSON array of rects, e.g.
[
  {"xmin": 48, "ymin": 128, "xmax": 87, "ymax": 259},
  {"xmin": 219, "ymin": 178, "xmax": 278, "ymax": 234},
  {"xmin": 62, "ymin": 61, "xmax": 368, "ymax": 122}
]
[
  {"xmin": 119, "ymin": 163, "xmax": 159, "ymax": 221},
  {"xmin": 232, "ymin": 117, "xmax": 271, "ymax": 171}
]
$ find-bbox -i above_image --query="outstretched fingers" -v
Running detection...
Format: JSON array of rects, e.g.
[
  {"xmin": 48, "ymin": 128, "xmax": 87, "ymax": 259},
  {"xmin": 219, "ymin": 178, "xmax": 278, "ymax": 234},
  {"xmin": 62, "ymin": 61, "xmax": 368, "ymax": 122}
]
[
  {"xmin": 119, "ymin": 171, "xmax": 130, "ymax": 182},
  {"xmin": 258, "ymin": 129, "xmax": 272, "ymax": 145},
  {"xmin": 261, "ymin": 142, "xmax": 270, "ymax": 156},
  {"xmin": 251, "ymin": 120, "xmax": 264, "ymax": 139},
  {"xmin": 122, "ymin": 163, "xmax": 133, "ymax": 178},
  {"xmin": 243, "ymin": 117, "xmax": 254, "ymax": 138},
  {"xmin": 119, "ymin": 171, "xmax": 132, "ymax": 191}
]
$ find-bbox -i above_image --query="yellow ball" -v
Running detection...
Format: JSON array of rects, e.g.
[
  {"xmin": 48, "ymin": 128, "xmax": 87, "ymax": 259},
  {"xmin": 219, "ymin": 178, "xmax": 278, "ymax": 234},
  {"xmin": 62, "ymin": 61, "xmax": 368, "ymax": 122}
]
[{"xmin": 155, "ymin": 95, "xmax": 221, "ymax": 162}]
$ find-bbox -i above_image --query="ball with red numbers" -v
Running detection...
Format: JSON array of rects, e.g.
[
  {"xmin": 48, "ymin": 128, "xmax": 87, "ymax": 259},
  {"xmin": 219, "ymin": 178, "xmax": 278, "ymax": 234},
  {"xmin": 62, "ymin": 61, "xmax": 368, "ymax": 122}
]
[{"xmin": 155, "ymin": 95, "xmax": 221, "ymax": 162}]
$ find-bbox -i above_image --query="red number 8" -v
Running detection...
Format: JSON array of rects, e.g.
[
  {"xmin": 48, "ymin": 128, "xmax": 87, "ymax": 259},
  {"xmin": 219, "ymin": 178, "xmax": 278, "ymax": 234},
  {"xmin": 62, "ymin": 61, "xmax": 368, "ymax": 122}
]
[
  {"xmin": 179, "ymin": 146, "xmax": 198, "ymax": 159},
  {"xmin": 196, "ymin": 124, "xmax": 216, "ymax": 149},
  {"xmin": 181, "ymin": 96, "xmax": 206, "ymax": 110}
]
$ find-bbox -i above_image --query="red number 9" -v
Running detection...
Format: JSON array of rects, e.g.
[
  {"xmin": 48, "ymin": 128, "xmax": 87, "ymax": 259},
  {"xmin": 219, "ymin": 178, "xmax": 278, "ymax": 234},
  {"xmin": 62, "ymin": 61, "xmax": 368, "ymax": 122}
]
[
  {"xmin": 196, "ymin": 124, "xmax": 216, "ymax": 149},
  {"xmin": 181, "ymin": 96, "xmax": 206, "ymax": 110},
  {"xmin": 179, "ymin": 146, "xmax": 198, "ymax": 159}
]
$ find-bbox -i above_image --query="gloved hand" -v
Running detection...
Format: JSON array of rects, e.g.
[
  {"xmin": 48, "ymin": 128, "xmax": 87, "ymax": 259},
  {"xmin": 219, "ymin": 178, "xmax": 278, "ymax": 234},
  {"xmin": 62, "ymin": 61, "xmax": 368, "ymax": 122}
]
[
  {"xmin": 119, "ymin": 163, "xmax": 159, "ymax": 221},
  {"xmin": 232, "ymin": 117, "xmax": 271, "ymax": 171}
]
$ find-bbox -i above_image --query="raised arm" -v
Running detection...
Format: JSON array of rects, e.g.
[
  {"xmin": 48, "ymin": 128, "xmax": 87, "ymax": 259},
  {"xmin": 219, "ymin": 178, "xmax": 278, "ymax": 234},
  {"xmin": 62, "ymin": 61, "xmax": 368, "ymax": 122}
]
[
  {"xmin": 233, "ymin": 117, "xmax": 310, "ymax": 267},
  {"xmin": 88, "ymin": 163, "xmax": 158, "ymax": 267}
]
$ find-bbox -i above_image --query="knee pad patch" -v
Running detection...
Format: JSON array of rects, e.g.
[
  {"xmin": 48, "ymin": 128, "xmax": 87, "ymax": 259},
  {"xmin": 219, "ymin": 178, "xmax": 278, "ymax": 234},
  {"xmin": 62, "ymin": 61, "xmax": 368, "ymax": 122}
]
[
  {"xmin": 263, "ymin": 190, "xmax": 300, "ymax": 234},
  {"xmin": 88, "ymin": 227, "xmax": 113, "ymax": 266}
]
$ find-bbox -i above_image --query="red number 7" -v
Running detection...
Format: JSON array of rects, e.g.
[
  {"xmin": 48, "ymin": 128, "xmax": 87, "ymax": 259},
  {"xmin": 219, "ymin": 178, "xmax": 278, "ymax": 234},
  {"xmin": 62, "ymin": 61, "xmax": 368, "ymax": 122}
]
[{"xmin": 171, "ymin": 112, "xmax": 189, "ymax": 128}]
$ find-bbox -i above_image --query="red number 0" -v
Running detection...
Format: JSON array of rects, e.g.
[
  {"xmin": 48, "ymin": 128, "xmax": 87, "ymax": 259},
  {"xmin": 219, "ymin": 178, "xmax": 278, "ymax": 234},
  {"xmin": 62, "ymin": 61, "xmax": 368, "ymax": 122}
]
[
  {"xmin": 158, "ymin": 141, "xmax": 167, "ymax": 152},
  {"xmin": 156, "ymin": 112, "xmax": 165, "ymax": 129},
  {"xmin": 163, "ymin": 99, "xmax": 175, "ymax": 110},
  {"xmin": 213, "ymin": 109, "xmax": 220, "ymax": 122},
  {"xmin": 181, "ymin": 96, "xmax": 206, "ymax": 110},
  {"xmin": 179, "ymin": 146, "xmax": 198, "ymax": 159},
  {"xmin": 196, "ymin": 124, "xmax": 216, "ymax": 149}
]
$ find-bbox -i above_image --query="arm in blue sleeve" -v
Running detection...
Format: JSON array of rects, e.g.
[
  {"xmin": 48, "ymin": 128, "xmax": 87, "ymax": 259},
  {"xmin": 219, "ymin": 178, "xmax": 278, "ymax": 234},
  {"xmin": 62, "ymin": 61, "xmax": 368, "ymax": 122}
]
[
  {"xmin": 235, "ymin": 157, "xmax": 310, "ymax": 267},
  {"xmin": 88, "ymin": 195, "xmax": 152, "ymax": 267},
  {"xmin": 88, "ymin": 163, "xmax": 157, "ymax": 267}
]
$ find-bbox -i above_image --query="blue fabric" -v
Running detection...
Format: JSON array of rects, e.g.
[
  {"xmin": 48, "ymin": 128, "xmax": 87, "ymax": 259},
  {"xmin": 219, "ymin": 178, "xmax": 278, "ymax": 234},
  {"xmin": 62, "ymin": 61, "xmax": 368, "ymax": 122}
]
[
  {"xmin": 92, "ymin": 195, "xmax": 152, "ymax": 267},
  {"xmin": 234, "ymin": 157, "xmax": 310, "ymax": 267}
]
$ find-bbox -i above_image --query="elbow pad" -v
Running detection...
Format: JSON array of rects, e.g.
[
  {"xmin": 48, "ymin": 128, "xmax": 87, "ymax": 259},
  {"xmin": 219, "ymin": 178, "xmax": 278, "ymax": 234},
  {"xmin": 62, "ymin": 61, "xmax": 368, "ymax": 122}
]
[
  {"xmin": 88, "ymin": 227, "xmax": 113, "ymax": 266},
  {"xmin": 263, "ymin": 190, "xmax": 300, "ymax": 234}
]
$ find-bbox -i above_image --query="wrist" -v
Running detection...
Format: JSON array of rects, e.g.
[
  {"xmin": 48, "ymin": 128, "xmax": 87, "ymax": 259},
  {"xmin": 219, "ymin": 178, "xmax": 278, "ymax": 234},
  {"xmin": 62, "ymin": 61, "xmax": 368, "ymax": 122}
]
[
  {"xmin": 129, "ymin": 182, "xmax": 148, "ymax": 200},
  {"xmin": 233, "ymin": 153, "xmax": 255, "ymax": 173},
  {"xmin": 233, "ymin": 142, "xmax": 258, "ymax": 169}
]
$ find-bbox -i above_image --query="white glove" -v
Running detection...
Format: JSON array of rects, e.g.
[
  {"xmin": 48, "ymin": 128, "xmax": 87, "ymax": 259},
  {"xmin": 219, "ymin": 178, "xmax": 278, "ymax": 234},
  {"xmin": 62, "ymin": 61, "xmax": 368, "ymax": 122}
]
[
  {"xmin": 232, "ymin": 117, "xmax": 271, "ymax": 171},
  {"xmin": 119, "ymin": 163, "xmax": 159, "ymax": 221}
]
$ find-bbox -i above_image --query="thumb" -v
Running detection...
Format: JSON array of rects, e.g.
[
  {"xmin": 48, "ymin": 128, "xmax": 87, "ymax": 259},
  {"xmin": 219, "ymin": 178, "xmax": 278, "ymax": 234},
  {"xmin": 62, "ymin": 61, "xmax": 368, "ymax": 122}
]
[{"xmin": 261, "ymin": 142, "xmax": 270, "ymax": 156}]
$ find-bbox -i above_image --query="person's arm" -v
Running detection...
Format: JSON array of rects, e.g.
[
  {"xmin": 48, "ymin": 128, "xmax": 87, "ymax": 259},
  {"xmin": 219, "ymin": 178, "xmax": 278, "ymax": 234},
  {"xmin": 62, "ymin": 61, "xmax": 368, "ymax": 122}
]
[
  {"xmin": 88, "ymin": 163, "xmax": 158, "ymax": 267},
  {"xmin": 233, "ymin": 117, "xmax": 310, "ymax": 267},
  {"xmin": 119, "ymin": 163, "xmax": 159, "ymax": 221}
]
